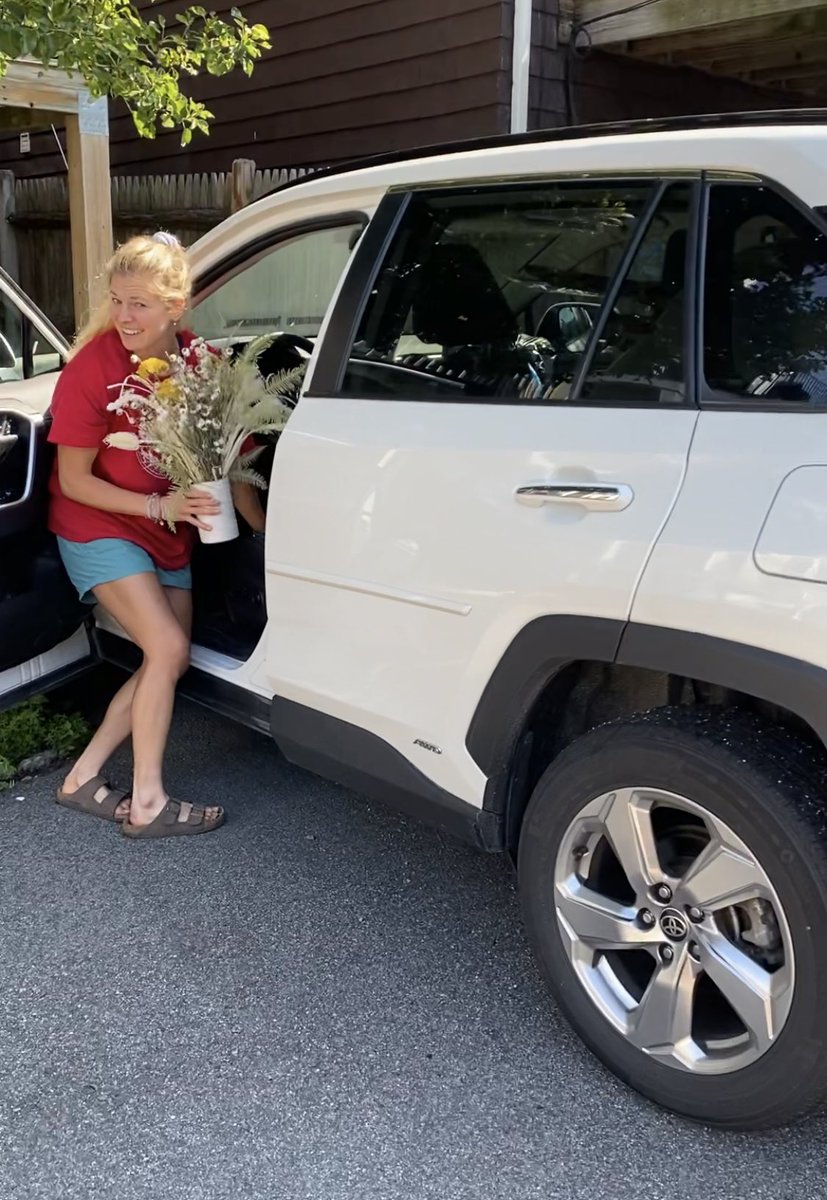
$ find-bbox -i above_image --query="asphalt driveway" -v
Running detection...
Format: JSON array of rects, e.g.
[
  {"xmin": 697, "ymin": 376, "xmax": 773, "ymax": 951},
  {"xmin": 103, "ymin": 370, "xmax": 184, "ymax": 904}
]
[{"xmin": 1, "ymin": 693, "xmax": 826, "ymax": 1199}]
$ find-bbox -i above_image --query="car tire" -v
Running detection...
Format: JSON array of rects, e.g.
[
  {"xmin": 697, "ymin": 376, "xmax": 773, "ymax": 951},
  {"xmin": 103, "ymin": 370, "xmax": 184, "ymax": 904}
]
[{"xmin": 517, "ymin": 706, "xmax": 827, "ymax": 1130}]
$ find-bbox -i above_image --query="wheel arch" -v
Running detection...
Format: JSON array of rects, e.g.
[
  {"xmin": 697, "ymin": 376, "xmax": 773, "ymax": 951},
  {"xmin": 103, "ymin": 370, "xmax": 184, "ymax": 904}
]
[{"xmin": 469, "ymin": 618, "xmax": 827, "ymax": 852}]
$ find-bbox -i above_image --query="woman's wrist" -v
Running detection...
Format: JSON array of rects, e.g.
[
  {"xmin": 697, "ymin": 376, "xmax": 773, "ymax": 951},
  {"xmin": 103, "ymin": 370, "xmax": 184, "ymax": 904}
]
[{"xmin": 145, "ymin": 493, "xmax": 170, "ymax": 524}]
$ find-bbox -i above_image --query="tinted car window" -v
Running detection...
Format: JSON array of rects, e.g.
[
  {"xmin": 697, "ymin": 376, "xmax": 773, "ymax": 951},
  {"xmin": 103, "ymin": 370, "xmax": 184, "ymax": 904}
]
[
  {"xmin": 704, "ymin": 185, "xmax": 827, "ymax": 405},
  {"xmin": 341, "ymin": 182, "xmax": 656, "ymax": 402}
]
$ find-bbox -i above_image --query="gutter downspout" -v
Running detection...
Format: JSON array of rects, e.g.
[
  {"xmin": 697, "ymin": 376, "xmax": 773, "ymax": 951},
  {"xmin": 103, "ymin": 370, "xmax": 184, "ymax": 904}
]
[{"xmin": 510, "ymin": 0, "xmax": 533, "ymax": 134}]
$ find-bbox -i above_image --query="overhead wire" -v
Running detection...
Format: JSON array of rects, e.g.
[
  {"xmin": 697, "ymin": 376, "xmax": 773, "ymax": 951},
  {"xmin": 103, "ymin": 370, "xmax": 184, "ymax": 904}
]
[{"xmin": 564, "ymin": 0, "xmax": 674, "ymax": 126}]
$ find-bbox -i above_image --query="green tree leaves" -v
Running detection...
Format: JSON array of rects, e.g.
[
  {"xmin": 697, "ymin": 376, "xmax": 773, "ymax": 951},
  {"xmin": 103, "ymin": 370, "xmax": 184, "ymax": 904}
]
[{"xmin": 0, "ymin": 0, "xmax": 271, "ymax": 143}]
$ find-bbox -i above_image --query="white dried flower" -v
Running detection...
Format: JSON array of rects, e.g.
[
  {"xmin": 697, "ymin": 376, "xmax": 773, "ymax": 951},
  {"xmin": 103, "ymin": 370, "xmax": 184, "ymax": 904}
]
[{"xmin": 104, "ymin": 431, "xmax": 142, "ymax": 450}]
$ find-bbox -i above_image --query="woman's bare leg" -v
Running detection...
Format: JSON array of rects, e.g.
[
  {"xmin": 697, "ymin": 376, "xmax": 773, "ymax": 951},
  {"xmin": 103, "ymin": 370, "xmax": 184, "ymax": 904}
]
[
  {"xmin": 60, "ymin": 586, "xmax": 193, "ymax": 820},
  {"xmin": 65, "ymin": 573, "xmax": 218, "ymax": 827},
  {"xmin": 62, "ymin": 666, "xmax": 145, "ymax": 818}
]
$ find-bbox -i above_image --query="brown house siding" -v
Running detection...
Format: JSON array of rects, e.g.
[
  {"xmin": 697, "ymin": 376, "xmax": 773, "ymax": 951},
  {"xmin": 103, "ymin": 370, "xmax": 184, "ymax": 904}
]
[{"xmin": 1, "ymin": 0, "xmax": 513, "ymax": 179}]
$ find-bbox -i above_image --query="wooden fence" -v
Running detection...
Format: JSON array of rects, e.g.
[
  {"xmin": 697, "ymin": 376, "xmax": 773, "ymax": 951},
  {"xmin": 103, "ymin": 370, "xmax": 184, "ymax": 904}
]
[{"xmin": 3, "ymin": 160, "xmax": 309, "ymax": 337}]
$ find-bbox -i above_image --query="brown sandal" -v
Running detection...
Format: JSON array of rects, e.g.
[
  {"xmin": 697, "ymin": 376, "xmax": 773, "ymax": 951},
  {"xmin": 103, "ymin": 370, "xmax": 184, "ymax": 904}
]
[
  {"xmin": 55, "ymin": 776, "xmax": 130, "ymax": 823},
  {"xmin": 121, "ymin": 798, "xmax": 225, "ymax": 839}
]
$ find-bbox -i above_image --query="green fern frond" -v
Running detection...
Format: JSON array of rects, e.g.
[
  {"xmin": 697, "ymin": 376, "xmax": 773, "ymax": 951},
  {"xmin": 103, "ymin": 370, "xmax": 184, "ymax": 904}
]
[
  {"xmin": 228, "ymin": 466, "xmax": 268, "ymax": 489},
  {"xmin": 238, "ymin": 333, "xmax": 278, "ymax": 367}
]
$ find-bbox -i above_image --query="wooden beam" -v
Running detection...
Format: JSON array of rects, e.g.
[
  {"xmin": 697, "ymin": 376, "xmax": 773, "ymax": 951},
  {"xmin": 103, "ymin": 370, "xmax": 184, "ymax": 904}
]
[
  {"xmin": 629, "ymin": 10, "xmax": 827, "ymax": 60},
  {"xmin": 666, "ymin": 34, "xmax": 827, "ymax": 72},
  {"xmin": 569, "ymin": 0, "xmax": 827, "ymax": 47},
  {"xmin": 749, "ymin": 61, "xmax": 827, "ymax": 84},
  {"xmin": 0, "ymin": 107, "xmax": 66, "ymax": 131},
  {"xmin": 630, "ymin": 20, "xmax": 780, "ymax": 58},
  {"xmin": 0, "ymin": 61, "xmax": 80, "ymax": 115},
  {"xmin": 557, "ymin": 0, "xmax": 577, "ymax": 42},
  {"xmin": 65, "ymin": 96, "xmax": 113, "ymax": 330}
]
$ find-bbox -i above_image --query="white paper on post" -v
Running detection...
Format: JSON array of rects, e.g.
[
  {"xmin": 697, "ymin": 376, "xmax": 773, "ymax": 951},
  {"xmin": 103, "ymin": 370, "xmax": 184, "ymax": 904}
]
[{"xmin": 78, "ymin": 92, "xmax": 109, "ymax": 137}]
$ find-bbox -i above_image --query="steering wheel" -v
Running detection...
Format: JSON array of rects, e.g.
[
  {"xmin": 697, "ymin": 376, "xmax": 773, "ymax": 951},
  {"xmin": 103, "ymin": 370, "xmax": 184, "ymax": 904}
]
[
  {"xmin": 255, "ymin": 331, "xmax": 315, "ymax": 382},
  {"xmin": 264, "ymin": 332, "xmax": 314, "ymax": 359}
]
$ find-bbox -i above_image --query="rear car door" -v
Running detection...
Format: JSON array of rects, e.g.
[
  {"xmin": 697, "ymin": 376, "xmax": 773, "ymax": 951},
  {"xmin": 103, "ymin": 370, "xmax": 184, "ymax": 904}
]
[
  {"xmin": 0, "ymin": 275, "xmax": 93, "ymax": 709},
  {"xmin": 630, "ymin": 178, "xmax": 827, "ymax": 676}
]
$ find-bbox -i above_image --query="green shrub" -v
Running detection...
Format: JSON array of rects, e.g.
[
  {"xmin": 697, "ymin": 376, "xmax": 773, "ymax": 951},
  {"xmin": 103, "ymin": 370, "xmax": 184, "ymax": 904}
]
[
  {"xmin": 43, "ymin": 710, "xmax": 91, "ymax": 759},
  {"xmin": 0, "ymin": 696, "xmax": 50, "ymax": 765},
  {"xmin": 0, "ymin": 697, "xmax": 89, "ymax": 789}
]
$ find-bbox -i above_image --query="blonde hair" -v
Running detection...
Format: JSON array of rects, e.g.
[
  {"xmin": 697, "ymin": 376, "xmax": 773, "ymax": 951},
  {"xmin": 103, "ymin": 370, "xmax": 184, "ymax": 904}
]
[{"xmin": 73, "ymin": 233, "xmax": 192, "ymax": 355}]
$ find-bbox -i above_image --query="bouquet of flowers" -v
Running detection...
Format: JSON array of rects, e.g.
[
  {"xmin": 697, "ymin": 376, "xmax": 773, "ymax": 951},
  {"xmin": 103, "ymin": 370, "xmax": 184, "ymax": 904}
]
[{"xmin": 105, "ymin": 335, "xmax": 302, "ymax": 543}]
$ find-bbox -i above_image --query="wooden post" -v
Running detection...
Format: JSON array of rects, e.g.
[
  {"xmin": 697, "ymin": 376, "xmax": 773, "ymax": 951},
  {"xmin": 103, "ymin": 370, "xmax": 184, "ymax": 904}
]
[
  {"xmin": 558, "ymin": 0, "xmax": 576, "ymax": 43},
  {"xmin": 65, "ymin": 92, "xmax": 113, "ymax": 331},
  {"xmin": 0, "ymin": 170, "xmax": 18, "ymax": 283},
  {"xmin": 231, "ymin": 158, "xmax": 256, "ymax": 213}
]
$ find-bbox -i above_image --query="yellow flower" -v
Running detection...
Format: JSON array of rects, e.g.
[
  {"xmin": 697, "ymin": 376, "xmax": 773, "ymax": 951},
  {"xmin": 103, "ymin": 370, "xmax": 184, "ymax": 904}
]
[
  {"xmin": 156, "ymin": 378, "xmax": 180, "ymax": 401},
  {"xmin": 136, "ymin": 357, "xmax": 170, "ymax": 379}
]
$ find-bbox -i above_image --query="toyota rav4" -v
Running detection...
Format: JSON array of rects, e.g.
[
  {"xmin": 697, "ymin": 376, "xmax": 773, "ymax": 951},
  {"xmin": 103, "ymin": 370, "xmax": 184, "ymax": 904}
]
[{"xmin": 4, "ymin": 110, "xmax": 827, "ymax": 1129}]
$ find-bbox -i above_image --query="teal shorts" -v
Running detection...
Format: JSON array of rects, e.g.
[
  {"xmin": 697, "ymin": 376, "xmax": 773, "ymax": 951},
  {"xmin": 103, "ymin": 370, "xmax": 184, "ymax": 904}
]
[{"xmin": 57, "ymin": 536, "xmax": 192, "ymax": 605}]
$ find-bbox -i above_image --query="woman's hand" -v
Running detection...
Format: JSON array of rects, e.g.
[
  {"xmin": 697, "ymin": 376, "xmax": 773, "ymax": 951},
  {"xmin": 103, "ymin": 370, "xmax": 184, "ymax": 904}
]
[
  {"xmin": 164, "ymin": 488, "xmax": 221, "ymax": 532},
  {"xmin": 57, "ymin": 447, "xmax": 222, "ymax": 531}
]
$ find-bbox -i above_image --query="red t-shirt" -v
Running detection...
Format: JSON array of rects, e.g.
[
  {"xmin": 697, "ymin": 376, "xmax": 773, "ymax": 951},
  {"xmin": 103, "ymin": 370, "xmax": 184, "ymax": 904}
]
[{"xmin": 48, "ymin": 328, "xmax": 196, "ymax": 570}]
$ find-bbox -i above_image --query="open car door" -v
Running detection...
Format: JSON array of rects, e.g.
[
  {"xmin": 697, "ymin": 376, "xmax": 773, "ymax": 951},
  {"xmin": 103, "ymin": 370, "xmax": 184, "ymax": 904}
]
[
  {"xmin": 0, "ymin": 273, "xmax": 94, "ymax": 710},
  {"xmin": 0, "ymin": 402, "xmax": 94, "ymax": 710}
]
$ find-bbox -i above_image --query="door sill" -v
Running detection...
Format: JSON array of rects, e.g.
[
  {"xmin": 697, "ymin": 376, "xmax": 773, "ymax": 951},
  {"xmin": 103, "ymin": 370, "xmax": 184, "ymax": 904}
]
[
  {"xmin": 0, "ymin": 655, "xmax": 97, "ymax": 715},
  {"xmin": 94, "ymin": 629, "xmax": 271, "ymax": 735}
]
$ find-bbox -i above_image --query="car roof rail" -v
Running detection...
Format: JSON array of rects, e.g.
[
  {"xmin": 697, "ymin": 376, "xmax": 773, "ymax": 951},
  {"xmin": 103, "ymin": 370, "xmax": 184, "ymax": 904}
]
[{"xmin": 261, "ymin": 108, "xmax": 827, "ymax": 201}]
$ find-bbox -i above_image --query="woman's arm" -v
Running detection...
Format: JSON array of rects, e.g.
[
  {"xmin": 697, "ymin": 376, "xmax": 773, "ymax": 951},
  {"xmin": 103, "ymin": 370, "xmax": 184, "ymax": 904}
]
[
  {"xmin": 231, "ymin": 480, "xmax": 266, "ymax": 533},
  {"xmin": 58, "ymin": 446, "xmax": 150, "ymax": 516},
  {"xmin": 58, "ymin": 446, "xmax": 219, "ymax": 530}
]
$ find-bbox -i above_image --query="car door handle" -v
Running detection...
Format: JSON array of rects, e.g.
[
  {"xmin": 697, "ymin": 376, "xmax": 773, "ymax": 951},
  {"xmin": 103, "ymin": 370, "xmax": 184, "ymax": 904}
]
[{"xmin": 514, "ymin": 483, "xmax": 634, "ymax": 512}]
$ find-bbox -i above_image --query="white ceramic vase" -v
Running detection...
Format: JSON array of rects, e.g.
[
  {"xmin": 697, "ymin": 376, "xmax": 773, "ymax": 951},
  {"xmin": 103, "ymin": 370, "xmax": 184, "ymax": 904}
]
[{"xmin": 196, "ymin": 476, "xmax": 238, "ymax": 545}]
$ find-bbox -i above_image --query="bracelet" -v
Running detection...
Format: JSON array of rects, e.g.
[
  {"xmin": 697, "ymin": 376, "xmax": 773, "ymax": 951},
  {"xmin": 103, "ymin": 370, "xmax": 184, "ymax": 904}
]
[{"xmin": 145, "ymin": 493, "xmax": 165, "ymax": 524}]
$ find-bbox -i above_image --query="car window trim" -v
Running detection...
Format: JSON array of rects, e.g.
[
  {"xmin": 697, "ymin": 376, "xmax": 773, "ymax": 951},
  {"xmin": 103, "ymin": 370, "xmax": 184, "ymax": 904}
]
[
  {"xmin": 570, "ymin": 178, "xmax": 700, "ymax": 410},
  {"xmin": 698, "ymin": 176, "xmax": 827, "ymax": 413},
  {"xmin": 306, "ymin": 192, "xmax": 410, "ymax": 397},
  {"xmin": 318, "ymin": 175, "xmax": 703, "ymax": 409},
  {"xmin": 567, "ymin": 180, "xmax": 665, "ymax": 401},
  {"xmin": 0, "ymin": 267, "xmax": 68, "ymax": 365}
]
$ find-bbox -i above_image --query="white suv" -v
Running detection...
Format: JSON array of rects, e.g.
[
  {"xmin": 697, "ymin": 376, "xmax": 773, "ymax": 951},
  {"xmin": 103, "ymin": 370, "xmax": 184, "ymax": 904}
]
[{"xmin": 4, "ymin": 110, "xmax": 827, "ymax": 1130}]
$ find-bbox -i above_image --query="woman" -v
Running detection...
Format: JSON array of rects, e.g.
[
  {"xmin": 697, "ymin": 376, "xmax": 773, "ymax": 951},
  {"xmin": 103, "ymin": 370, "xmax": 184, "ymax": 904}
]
[{"xmin": 49, "ymin": 232, "xmax": 241, "ymax": 838}]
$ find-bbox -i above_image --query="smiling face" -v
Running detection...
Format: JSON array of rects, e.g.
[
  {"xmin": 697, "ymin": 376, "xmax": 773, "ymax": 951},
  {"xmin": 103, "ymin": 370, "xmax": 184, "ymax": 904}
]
[{"xmin": 109, "ymin": 272, "xmax": 186, "ymax": 361}]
